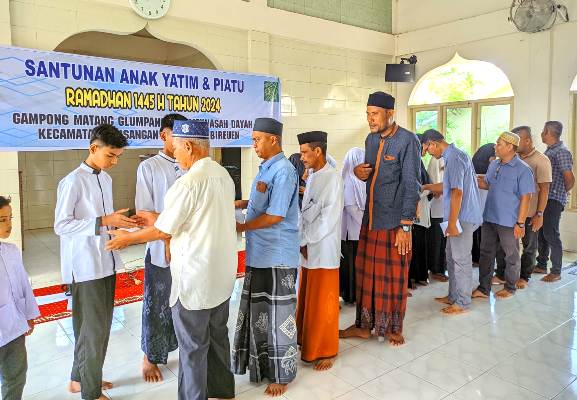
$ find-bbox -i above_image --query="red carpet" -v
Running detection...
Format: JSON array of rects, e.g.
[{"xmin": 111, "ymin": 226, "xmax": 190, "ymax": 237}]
[{"xmin": 34, "ymin": 250, "xmax": 246, "ymax": 324}]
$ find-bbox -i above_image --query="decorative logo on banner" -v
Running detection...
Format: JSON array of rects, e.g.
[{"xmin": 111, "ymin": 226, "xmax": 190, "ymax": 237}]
[{"xmin": 0, "ymin": 46, "xmax": 281, "ymax": 150}]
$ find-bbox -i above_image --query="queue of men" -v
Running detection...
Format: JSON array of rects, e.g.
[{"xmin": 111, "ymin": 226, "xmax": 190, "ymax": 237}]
[{"xmin": 0, "ymin": 90, "xmax": 575, "ymax": 400}]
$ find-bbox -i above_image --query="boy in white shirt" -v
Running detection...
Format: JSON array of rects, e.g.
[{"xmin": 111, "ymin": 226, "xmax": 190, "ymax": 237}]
[
  {"xmin": 0, "ymin": 195, "xmax": 40, "ymax": 400},
  {"xmin": 54, "ymin": 124, "xmax": 140, "ymax": 400}
]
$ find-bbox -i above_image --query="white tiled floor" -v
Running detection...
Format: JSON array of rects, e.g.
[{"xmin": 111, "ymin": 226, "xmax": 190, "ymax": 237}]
[{"xmin": 21, "ymin": 251, "xmax": 577, "ymax": 399}]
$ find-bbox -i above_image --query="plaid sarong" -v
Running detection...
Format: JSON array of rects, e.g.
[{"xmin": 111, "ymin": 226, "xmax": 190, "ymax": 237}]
[
  {"xmin": 232, "ymin": 266, "xmax": 298, "ymax": 384},
  {"xmin": 355, "ymin": 225, "xmax": 411, "ymax": 336}
]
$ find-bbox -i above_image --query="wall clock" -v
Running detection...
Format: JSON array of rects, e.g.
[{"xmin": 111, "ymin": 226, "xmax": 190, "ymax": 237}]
[{"xmin": 129, "ymin": 0, "xmax": 170, "ymax": 20}]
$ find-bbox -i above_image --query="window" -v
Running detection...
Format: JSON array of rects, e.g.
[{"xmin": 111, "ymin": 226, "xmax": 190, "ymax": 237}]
[{"xmin": 409, "ymin": 54, "xmax": 514, "ymax": 155}]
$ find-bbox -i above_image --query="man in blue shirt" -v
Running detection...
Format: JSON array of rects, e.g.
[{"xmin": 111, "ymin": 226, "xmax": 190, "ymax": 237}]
[
  {"xmin": 421, "ymin": 130, "xmax": 483, "ymax": 314},
  {"xmin": 473, "ymin": 132, "xmax": 535, "ymax": 299},
  {"xmin": 535, "ymin": 121, "xmax": 575, "ymax": 282},
  {"xmin": 232, "ymin": 117, "xmax": 300, "ymax": 397}
]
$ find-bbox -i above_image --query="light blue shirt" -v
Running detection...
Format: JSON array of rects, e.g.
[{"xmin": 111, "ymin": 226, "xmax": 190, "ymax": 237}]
[
  {"xmin": 246, "ymin": 152, "xmax": 300, "ymax": 268},
  {"xmin": 442, "ymin": 144, "xmax": 483, "ymax": 226},
  {"xmin": 0, "ymin": 242, "xmax": 40, "ymax": 347},
  {"xmin": 484, "ymin": 155, "xmax": 535, "ymax": 228}
]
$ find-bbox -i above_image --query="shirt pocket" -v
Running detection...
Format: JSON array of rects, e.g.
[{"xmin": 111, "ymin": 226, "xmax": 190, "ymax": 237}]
[
  {"xmin": 250, "ymin": 185, "xmax": 270, "ymax": 213},
  {"xmin": 0, "ymin": 303, "xmax": 15, "ymax": 341},
  {"xmin": 379, "ymin": 157, "xmax": 401, "ymax": 184},
  {"xmin": 500, "ymin": 177, "xmax": 518, "ymax": 194}
]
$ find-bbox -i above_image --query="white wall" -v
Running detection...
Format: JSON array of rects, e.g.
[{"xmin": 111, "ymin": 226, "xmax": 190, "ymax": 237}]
[
  {"xmin": 5, "ymin": 0, "xmax": 395, "ymax": 244},
  {"xmin": 394, "ymin": 0, "xmax": 577, "ymax": 250}
]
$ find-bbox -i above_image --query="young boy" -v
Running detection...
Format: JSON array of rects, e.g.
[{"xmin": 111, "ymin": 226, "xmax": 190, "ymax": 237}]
[
  {"xmin": 54, "ymin": 124, "xmax": 140, "ymax": 400},
  {"xmin": 0, "ymin": 195, "xmax": 40, "ymax": 400}
]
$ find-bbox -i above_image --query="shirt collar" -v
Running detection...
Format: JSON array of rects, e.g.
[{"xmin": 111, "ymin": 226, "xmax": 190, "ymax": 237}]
[
  {"xmin": 310, "ymin": 161, "xmax": 331, "ymax": 176},
  {"xmin": 187, "ymin": 157, "xmax": 211, "ymax": 172},
  {"xmin": 441, "ymin": 143, "xmax": 455, "ymax": 160},
  {"xmin": 158, "ymin": 151, "xmax": 176, "ymax": 163},
  {"xmin": 521, "ymin": 149, "xmax": 536, "ymax": 160},
  {"xmin": 547, "ymin": 141, "xmax": 564, "ymax": 150},
  {"xmin": 260, "ymin": 152, "xmax": 285, "ymax": 172},
  {"xmin": 500, "ymin": 154, "xmax": 519, "ymax": 167},
  {"xmin": 80, "ymin": 162, "xmax": 101, "ymax": 175}
]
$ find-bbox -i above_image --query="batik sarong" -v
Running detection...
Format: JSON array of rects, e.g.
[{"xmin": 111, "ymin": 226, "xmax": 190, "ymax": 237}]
[
  {"xmin": 232, "ymin": 266, "xmax": 298, "ymax": 384},
  {"xmin": 141, "ymin": 251, "xmax": 178, "ymax": 364}
]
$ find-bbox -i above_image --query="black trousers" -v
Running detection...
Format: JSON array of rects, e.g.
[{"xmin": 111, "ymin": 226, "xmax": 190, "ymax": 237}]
[
  {"xmin": 428, "ymin": 218, "xmax": 446, "ymax": 275},
  {"xmin": 0, "ymin": 335, "xmax": 27, "ymax": 400},
  {"xmin": 70, "ymin": 275, "xmax": 116, "ymax": 400}
]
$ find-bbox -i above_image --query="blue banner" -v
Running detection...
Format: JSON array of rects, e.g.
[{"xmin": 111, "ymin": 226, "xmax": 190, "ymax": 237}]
[{"xmin": 0, "ymin": 46, "xmax": 281, "ymax": 150}]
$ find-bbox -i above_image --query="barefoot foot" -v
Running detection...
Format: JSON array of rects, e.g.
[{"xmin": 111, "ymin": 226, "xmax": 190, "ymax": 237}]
[
  {"xmin": 441, "ymin": 304, "xmax": 469, "ymax": 315},
  {"xmin": 142, "ymin": 356, "xmax": 163, "ymax": 383},
  {"xmin": 533, "ymin": 266, "xmax": 547, "ymax": 274},
  {"xmin": 434, "ymin": 295, "xmax": 452, "ymax": 305},
  {"xmin": 471, "ymin": 289, "xmax": 488, "ymax": 299},
  {"xmin": 68, "ymin": 380, "xmax": 113, "ymax": 394},
  {"xmin": 431, "ymin": 274, "xmax": 448, "ymax": 282},
  {"xmin": 516, "ymin": 279, "xmax": 528, "ymax": 289},
  {"xmin": 542, "ymin": 273, "xmax": 561, "ymax": 282},
  {"xmin": 339, "ymin": 325, "xmax": 371, "ymax": 339},
  {"xmin": 314, "ymin": 357, "xmax": 336, "ymax": 371},
  {"xmin": 265, "ymin": 383, "xmax": 288, "ymax": 397},
  {"xmin": 495, "ymin": 289, "xmax": 514, "ymax": 299},
  {"xmin": 387, "ymin": 333, "xmax": 405, "ymax": 346},
  {"xmin": 492, "ymin": 276, "xmax": 506, "ymax": 285}
]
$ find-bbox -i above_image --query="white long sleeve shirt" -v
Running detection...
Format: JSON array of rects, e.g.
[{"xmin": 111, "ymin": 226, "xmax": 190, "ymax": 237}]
[
  {"xmin": 427, "ymin": 157, "xmax": 445, "ymax": 219},
  {"xmin": 135, "ymin": 151, "xmax": 184, "ymax": 268},
  {"xmin": 54, "ymin": 163, "xmax": 123, "ymax": 284},
  {"xmin": 300, "ymin": 163, "xmax": 343, "ymax": 269},
  {"xmin": 154, "ymin": 157, "xmax": 237, "ymax": 311},
  {"xmin": 0, "ymin": 242, "xmax": 40, "ymax": 347}
]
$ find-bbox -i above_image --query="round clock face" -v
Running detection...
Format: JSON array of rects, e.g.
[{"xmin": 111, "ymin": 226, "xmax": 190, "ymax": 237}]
[{"xmin": 129, "ymin": 0, "xmax": 171, "ymax": 20}]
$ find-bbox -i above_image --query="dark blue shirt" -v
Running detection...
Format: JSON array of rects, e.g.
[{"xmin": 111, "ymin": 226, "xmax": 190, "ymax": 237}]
[{"xmin": 363, "ymin": 125, "xmax": 421, "ymax": 231}]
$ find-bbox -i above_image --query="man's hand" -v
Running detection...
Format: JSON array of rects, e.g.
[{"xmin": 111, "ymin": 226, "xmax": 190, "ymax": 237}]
[
  {"xmin": 299, "ymin": 186, "xmax": 306, "ymax": 195},
  {"xmin": 353, "ymin": 164, "xmax": 373, "ymax": 181},
  {"xmin": 235, "ymin": 200, "xmax": 249, "ymax": 210},
  {"xmin": 236, "ymin": 222, "xmax": 246, "ymax": 233},
  {"xmin": 106, "ymin": 229, "xmax": 132, "ymax": 250},
  {"xmin": 102, "ymin": 208, "xmax": 140, "ymax": 229},
  {"xmin": 135, "ymin": 211, "xmax": 159, "ymax": 227},
  {"xmin": 530, "ymin": 214, "xmax": 543, "ymax": 232},
  {"xmin": 395, "ymin": 227, "xmax": 412, "ymax": 255},
  {"xmin": 445, "ymin": 222, "xmax": 460, "ymax": 237},
  {"xmin": 25, "ymin": 319, "xmax": 35, "ymax": 336},
  {"xmin": 514, "ymin": 224, "xmax": 525, "ymax": 240},
  {"xmin": 300, "ymin": 246, "xmax": 308, "ymax": 260}
]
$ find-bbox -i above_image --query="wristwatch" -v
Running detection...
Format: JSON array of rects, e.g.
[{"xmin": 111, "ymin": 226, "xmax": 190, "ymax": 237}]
[
  {"xmin": 516, "ymin": 222, "xmax": 525, "ymax": 228},
  {"xmin": 401, "ymin": 224, "xmax": 412, "ymax": 232},
  {"xmin": 536, "ymin": 211, "xmax": 544, "ymax": 217}
]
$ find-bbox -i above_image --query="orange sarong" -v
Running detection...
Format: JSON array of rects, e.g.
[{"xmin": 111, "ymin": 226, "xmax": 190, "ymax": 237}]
[{"xmin": 296, "ymin": 267, "xmax": 339, "ymax": 362}]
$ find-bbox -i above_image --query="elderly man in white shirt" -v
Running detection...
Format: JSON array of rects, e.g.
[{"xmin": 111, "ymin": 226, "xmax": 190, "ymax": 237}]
[
  {"xmin": 106, "ymin": 120, "xmax": 237, "ymax": 400},
  {"xmin": 296, "ymin": 131, "xmax": 343, "ymax": 372},
  {"xmin": 54, "ymin": 124, "xmax": 140, "ymax": 400},
  {"xmin": 0, "ymin": 195, "xmax": 40, "ymax": 400},
  {"xmin": 135, "ymin": 113, "xmax": 187, "ymax": 383}
]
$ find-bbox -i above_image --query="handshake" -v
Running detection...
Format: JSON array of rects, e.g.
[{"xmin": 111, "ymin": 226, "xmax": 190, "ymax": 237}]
[{"xmin": 101, "ymin": 208, "xmax": 159, "ymax": 229}]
